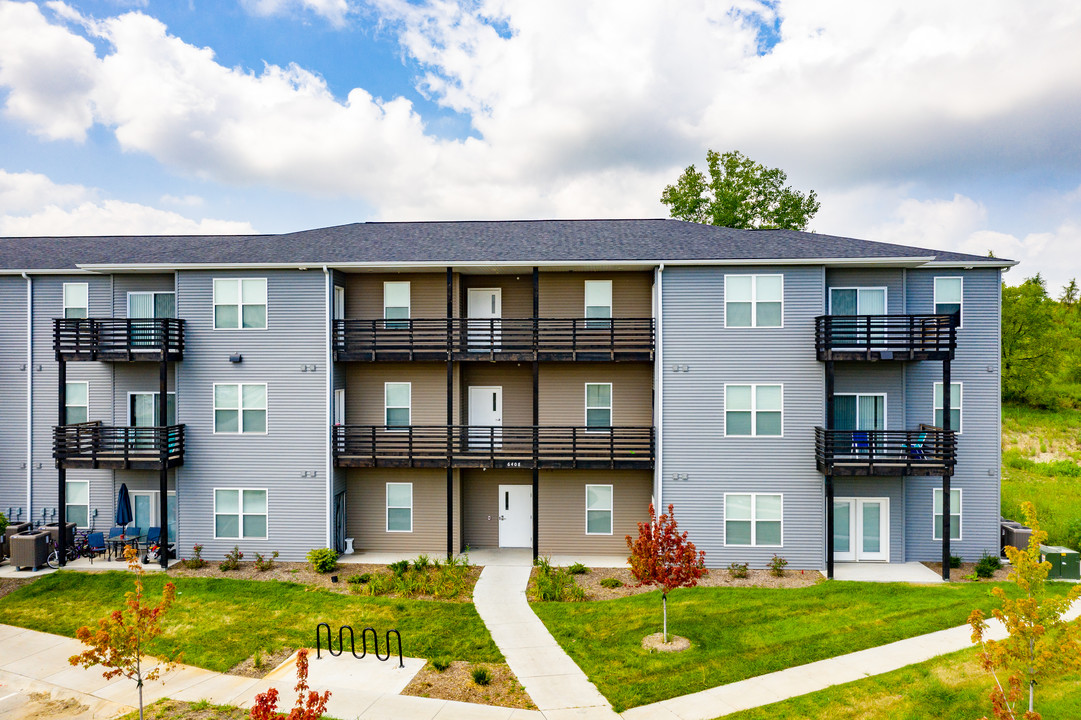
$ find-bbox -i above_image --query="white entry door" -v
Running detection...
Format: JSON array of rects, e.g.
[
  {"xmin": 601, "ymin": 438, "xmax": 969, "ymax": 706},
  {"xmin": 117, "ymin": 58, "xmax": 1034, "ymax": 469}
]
[
  {"xmin": 498, "ymin": 485, "xmax": 532, "ymax": 548},
  {"xmin": 834, "ymin": 497, "xmax": 889, "ymax": 562},
  {"xmin": 468, "ymin": 288, "xmax": 502, "ymax": 350},
  {"xmin": 469, "ymin": 386, "xmax": 502, "ymax": 450}
]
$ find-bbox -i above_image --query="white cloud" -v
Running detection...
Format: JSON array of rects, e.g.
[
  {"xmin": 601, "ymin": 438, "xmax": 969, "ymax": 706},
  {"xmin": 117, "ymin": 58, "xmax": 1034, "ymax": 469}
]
[
  {"xmin": 160, "ymin": 193, "xmax": 204, "ymax": 207},
  {"xmin": 0, "ymin": 169, "xmax": 254, "ymax": 235},
  {"xmin": 240, "ymin": 0, "xmax": 352, "ymax": 27}
]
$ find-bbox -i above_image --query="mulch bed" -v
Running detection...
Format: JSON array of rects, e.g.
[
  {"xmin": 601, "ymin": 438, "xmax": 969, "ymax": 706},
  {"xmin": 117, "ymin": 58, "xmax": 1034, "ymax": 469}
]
[
  {"xmin": 226, "ymin": 646, "xmax": 297, "ymax": 678},
  {"xmin": 0, "ymin": 576, "xmax": 37, "ymax": 601},
  {"xmin": 538, "ymin": 565, "xmax": 822, "ymax": 601},
  {"xmin": 923, "ymin": 561, "xmax": 1012, "ymax": 582},
  {"xmin": 402, "ymin": 661, "xmax": 535, "ymax": 709}
]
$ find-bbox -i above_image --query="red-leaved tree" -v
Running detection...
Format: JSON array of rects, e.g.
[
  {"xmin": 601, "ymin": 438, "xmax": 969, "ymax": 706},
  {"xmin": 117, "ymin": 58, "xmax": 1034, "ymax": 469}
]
[
  {"xmin": 250, "ymin": 648, "xmax": 331, "ymax": 720},
  {"xmin": 626, "ymin": 503, "xmax": 706, "ymax": 643}
]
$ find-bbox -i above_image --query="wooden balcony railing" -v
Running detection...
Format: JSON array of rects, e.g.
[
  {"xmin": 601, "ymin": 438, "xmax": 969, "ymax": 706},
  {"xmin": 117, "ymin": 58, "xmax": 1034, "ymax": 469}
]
[
  {"xmin": 54, "ymin": 318, "xmax": 184, "ymax": 361},
  {"xmin": 815, "ymin": 314, "xmax": 957, "ymax": 361},
  {"xmin": 54, "ymin": 421, "xmax": 185, "ymax": 470},
  {"xmin": 333, "ymin": 318, "xmax": 654, "ymax": 361},
  {"xmin": 814, "ymin": 426, "xmax": 955, "ymax": 476},
  {"xmin": 333, "ymin": 425, "xmax": 654, "ymax": 469}
]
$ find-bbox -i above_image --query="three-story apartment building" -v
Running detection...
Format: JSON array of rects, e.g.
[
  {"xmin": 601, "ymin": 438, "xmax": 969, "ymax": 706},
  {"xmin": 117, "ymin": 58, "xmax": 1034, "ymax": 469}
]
[{"xmin": 0, "ymin": 220, "xmax": 1011, "ymax": 579}]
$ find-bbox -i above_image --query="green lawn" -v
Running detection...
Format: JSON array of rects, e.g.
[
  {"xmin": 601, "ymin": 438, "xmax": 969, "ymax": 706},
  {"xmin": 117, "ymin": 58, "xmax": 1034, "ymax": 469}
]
[
  {"xmin": 0, "ymin": 571, "xmax": 501, "ymax": 672},
  {"xmin": 724, "ymin": 645, "xmax": 1081, "ymax": 720},
  {"xmin": 531, "ymin": 581, "xmax": 1075, "ymax": 711}
]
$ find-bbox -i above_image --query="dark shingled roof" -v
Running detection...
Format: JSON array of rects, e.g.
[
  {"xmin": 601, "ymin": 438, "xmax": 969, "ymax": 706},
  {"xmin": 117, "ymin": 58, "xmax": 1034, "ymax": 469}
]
[{"xmin": 0, "ymin": 219, "xmax": 1009, "ymax": 270}]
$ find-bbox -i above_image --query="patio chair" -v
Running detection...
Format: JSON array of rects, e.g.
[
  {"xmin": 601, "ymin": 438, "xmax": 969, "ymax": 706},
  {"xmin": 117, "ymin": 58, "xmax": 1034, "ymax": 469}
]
[
  {"xmin": 85, "ymin": 532, "xmax": 106, "ymax": 563},
  {"xmin": 141, "ymin": 527, "xmax": 161, "ymax": 563},
  {"xmin": 906, "ymin": 432, "xmax": 928, "ymax": 460},
  {"xmin": 851, "ymin": 431, "xmax": 869, "ymax": 455}
]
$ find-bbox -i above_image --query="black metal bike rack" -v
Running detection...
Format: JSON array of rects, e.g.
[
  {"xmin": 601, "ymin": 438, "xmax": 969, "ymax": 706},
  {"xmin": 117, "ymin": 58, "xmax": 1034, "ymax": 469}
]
[{"xmin": 315, "ymin": 622, "xmax": 404, "ymax": 668}]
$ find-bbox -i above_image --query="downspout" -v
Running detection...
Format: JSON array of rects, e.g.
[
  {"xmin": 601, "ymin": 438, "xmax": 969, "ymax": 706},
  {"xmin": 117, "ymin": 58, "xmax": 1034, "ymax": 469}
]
[
  {"xmin": 655, "ymin": 264, "xmax": 664, "ymax": 512},
  {"xmin": 23, "ymin": 273, "xmax": 32, "ymax": 524},
  {"xmin": 323, "ymin": 266, "xmax": 333, "ymax": 549}
]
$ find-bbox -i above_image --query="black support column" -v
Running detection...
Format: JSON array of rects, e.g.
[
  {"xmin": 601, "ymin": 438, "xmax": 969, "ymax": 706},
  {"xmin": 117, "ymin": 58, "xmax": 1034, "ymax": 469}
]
[
  {"xmin": 824, "ymin": 360, "xmax": 834, "ymax": 580},
  {"xmin": 532, "ymin": 267, "xmax": 540, "ymax": 561},
  {"xmin": 159, "ymin": 357, "xmax": 170, "ymax": 567},
  {"xmin": 57, "ymin": 359, "xmax": 67, "ymax": 567},
  {"xmin": 446, "ymin": 267, "xmax": 455, "ymax": 560},
  {"xmin": 941, "ymin": 356, "xmax": 952, "ymax": 581}
]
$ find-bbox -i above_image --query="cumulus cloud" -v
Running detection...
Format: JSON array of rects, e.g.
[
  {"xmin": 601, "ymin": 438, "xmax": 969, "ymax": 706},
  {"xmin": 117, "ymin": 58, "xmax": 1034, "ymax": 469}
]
[{"xmin": 0, "ymin": 169, "xmax": 254, "ymax": 235}]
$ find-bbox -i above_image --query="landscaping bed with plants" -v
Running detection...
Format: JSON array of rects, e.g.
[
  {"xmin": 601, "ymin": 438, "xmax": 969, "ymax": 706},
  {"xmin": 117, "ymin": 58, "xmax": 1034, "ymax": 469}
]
[
  {"xmin": 0, "ymin": 576, "xmax": 35, "ymax": 601},
  {"xmin": 402, "ymin": 660, "xmax": 535, "ymax": 709}
]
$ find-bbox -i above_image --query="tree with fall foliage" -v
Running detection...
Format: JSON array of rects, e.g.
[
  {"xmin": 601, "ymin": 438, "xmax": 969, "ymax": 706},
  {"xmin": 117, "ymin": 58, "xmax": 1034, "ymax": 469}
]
[
  {"xmin": 968, "ymin": 502, "xmax": 1081, "ymax": 720},
  {"xmin": 69, "ymin": 547, "xmax": 181, "ymax": 720},
  {"xmin": 626, "ymin": 503, "xmax": 706, "ymax": 643},
  {"xmin": 250, "ymin": 648, "xmax": 331, "ymax": 720}
]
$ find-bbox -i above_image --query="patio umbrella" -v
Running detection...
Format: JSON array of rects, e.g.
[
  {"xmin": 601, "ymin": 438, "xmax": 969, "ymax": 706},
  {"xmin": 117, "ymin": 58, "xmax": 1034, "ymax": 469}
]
[{"xmin": 115, "ymin": 483, "xmax": 133, "ymax": 529}]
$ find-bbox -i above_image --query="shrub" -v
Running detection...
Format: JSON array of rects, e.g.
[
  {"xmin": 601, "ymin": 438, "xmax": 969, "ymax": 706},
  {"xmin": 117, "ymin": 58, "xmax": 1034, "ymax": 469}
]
[
  {"xmin": 413, "ymin": 554, "xmax": 431, "ymax": 571},
  {"xmin": 532, "ymin": 559, "xmax": 584, "ymax": 602},
  {"xmin": 254, "ymin": 551, "xmax": 279, "ymax": 572},
  {"xmin": 0, "ymin": 512, "xmax": 8, "ymax": 537},
  {"xmin": 727, "ymin": 562, "xmax": 749, "ymax": 579},
  {"xmin": 568, "ymin": 562, "xmax": 589, "ymax": 575},
  {"xmin": 975, "ymin": 553, "xmax": 1002, "ymax": 579},
  {"xmin": 949, "ymin": 555, "xmax": 963, "ymax": 569},
  {"xmin": 306, "ymin": 548, "xmax": 339, "ymax": 574},
  {"xmin": 1065, "ymin": 518, "xmax": 1081, "ymax": 552},
  {"xmin": 388, "ymin": 560, "xmax": 410, "ymax": 577},
  {"xmin": 219, "ymin": 546, "xmax": 243, "ymax": 571},
  {"xmin": 471, "ymin": 667, "xmax": 492, "ymax": 686},
  {"xmin": 600, "ymin": 577, "xmax": 623, "ymax": 589},
  {"xmin": 431, "ymin": 657, "xmax": 451, "ymax": 672},
  {"xmin": 183, "ymin": 544, "xmax": 206, "ymax": 569},
  {"xmin": 768, "ymin": 554, "xmax": 788, "ymax": 577},
  {"xmin": 346, "ymin": 573, "xmax": 371, "ymax": 585}
]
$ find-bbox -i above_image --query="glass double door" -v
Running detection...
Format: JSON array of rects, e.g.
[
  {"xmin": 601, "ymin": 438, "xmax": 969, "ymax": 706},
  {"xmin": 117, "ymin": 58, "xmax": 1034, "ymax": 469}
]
[
  {"xmin": 834, "ymin": 497, "xmax": 889, "ymax": 562},
  {"xmin": 131, "ymin": 491, "xmax": 177, "ymax": 543}
]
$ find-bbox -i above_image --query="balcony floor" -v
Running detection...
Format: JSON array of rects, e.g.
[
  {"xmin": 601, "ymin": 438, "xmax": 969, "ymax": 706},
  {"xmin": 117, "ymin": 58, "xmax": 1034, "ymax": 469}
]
[
  {"xmin": 56, "ymin": 453, "xmax": 184, "ymax": 471},
  {"xmin": 818, "ymin": 460, "xmax": 951, "ymax": 477}
]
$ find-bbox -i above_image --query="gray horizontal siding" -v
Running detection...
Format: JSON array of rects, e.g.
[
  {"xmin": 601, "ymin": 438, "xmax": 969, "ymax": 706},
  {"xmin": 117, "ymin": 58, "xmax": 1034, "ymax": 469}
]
[
  {"xmin": 112, "ymin": 274, "xmax": 175, "ymax": 316},
  {"xmin": 0, "ymin": 276, "xmax": 28, "ymax": 521},
  {"xmin": 661, "ymin": 265, "xmax": 825, "ymax": 569},
  {"xmin": 833, "ymin": 363, "xmax": 905, "ymax": 430},
  {"xmin": 834, "ymin": 477, "xmax": 905, "ymax": 563},
  {"xmin": 825, "ymin": 268, "xmax": 905, "ymax": 314}
]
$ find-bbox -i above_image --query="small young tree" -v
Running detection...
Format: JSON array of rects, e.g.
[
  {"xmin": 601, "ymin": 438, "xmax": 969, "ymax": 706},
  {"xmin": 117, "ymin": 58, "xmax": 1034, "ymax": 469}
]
[
  {"xmin": 69, "ymin": 546, "xmax": 181, "ymax": 720},
  {"xmin": 250, "ymin": 648, "xmax": 331, "ymax": 720},
  {"xmin": 968, "ymin": 502, "xmax": 1081, "ymax": 720},
  {"xmin": 626, "ymin": 503, "xmax": 706, "ymax": 643}
]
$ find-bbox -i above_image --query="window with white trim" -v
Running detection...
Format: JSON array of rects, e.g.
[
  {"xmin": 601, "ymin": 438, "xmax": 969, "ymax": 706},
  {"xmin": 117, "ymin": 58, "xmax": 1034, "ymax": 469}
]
[
  {"xmin": 933, "ymin": 382, "xmax": 962, "ymax": 433},
  {"xmin": 128, "ymin": 291, "xmax": 175, "ymax": 319},
  {"xmin": 934, "ymin": 277, "xmax": 963, "ymax": 326},
  {"xmin": 214, "ymin": 278, "xmax": 267, "ymax": 329},
  {"xmin": 585, "ymin": 383, "xmax": 612, "ymax": 430},
  {"xmin": 725, "ymin": 493, "xmax": 782, "ymax": 546},
  {"xmin": 386, "ymin": 483, "xmax": 412, "ymax": 532},
  {"xmin": 584, "ymin": 280, "xmax": 612, "ymax": 329},
  {"xmin": 129, "ymin": 392, "xmax": 176, "ymax": 426},
  {"xmin": 385, "ymin": 382, "xmax": 411, "ymax": 427},
  {"xmin": 214, "ymin": 489, "xmax": 267, "ymax": 539},
  {"xmin": 829, "ymin": 287, "xmax": 886, "ymax": 315},
  {"xmin": 384, "ymin": 282, "xmax": 410, "ymax": 328},
  {"xmin": 66, "ymin": 480, "xmax": 89, "ymax": 528},
  {"xmin": 725, "ymin": 384, "xmax": 782, "ymax": 436},
  {"xmin": 63, "ymin": 282, "xmax": 88, "ymax": 319},
  {"xmin": 725, "ymin": 274, "xmax": 782, "ymax": 327},
  {"xmin": 585, "ymin": 484, "xmax": 613, "ymax": 535},
  {"xmin": 214, "ymin": 383, "xmax": 267, "ymax": 433},
  {"xmin": 933, "ymin": 488, "xmax": 961, "ymax": 541},
  {"xmin": 333, "ymin": 285, "xmax": 345, "ymax": 321},
  {"xmin": 65, "ymin": 381, "xmax": 88, "ymax": 424}
]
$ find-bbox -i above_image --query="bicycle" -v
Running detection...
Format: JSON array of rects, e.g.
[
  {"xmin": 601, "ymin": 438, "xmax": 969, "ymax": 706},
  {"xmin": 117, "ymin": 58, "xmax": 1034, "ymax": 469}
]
[{"xmin": 46, "ymin": 531, "xmax": 95, "ymax": 569}]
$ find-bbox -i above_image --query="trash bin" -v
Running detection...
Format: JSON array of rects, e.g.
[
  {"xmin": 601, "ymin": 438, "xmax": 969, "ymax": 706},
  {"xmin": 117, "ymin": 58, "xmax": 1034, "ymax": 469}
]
[{"xmin": 1041, "ymin": 545, "xmax": 1080, "ymax": 580}]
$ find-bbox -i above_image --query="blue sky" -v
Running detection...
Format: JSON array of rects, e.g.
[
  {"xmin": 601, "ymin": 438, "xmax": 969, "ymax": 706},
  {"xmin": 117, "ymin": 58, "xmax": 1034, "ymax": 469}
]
[{"xmin": 1, "ymin": 0, "xmax": 1080, "ymax": 289}]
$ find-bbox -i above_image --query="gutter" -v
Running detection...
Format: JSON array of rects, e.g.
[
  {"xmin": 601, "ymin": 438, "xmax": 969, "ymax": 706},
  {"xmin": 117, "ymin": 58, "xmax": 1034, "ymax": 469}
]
[
  {"xmin": 22, "ymin": 273, "xmax": 32, "ymax": 524},
  {"xmin": 323, "ymin": 266, "xmax": 333, "ymax": 550}
]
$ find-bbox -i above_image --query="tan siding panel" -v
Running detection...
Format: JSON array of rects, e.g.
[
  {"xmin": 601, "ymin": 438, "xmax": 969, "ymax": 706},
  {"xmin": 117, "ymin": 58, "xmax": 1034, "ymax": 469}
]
[
  {"xmin": 538, "ymin": 470, "xmax": 651, "ymax": 554},
  {"xmin": 461, "ymin": 363, "xmax": 533, "ymax": 426},
  {"xmin": 538, "ymin": 363, "xmax": 652, "ymax": 426},
  {"xmin": 460, "ymin": 275, "xmax": 532, "ymax": 318},
  {"xmin": 346, "ymin": 363, "xmax": 448, "ymax": 425},
  {"xmin": 539, "ymin": 272, "xmax": 652, "ymax": 318},
  {"xmin": 346, "ymin": 469, "xmax": 447, "ymax": 553},
  {"xmin": 345, "ymin": 273, "xmax": 447, "ymax": 319}
]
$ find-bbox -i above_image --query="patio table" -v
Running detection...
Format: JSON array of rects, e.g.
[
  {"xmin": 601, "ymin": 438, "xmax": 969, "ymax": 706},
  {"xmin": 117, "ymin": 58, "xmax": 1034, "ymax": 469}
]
[{"xmin": 106, "ymin": 534, "xmax": 146, "ymax": 561}]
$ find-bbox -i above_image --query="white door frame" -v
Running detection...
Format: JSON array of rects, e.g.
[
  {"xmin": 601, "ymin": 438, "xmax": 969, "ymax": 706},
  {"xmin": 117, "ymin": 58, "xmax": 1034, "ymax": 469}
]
[
  {"xmin": 467, "ymin": 288, "xmax": 502, "ymax": 350},
  {"xmin": 498, "ymin": 484, "xmax": 532, "ymax": 548},
  {"xmin": 468, "ymin": 386, "xmax": 503, "ymax": 449},
  {"xmin": 129, "ymin": 490, "xmax": 177, "ymax": 541},
  {"xmin": 835, "ymin": 497, "xmax": 890, "ymax": 562}
]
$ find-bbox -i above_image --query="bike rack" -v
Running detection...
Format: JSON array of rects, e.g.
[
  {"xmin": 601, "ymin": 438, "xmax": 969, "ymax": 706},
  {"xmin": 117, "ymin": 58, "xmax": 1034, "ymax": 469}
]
[{"xmin": 315, "ymin": 622, "xmax": 404, "ymax": 668}]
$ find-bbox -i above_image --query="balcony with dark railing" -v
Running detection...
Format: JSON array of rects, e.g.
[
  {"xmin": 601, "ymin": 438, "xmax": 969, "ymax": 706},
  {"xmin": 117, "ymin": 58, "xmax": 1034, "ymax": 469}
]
[
  {"xmin": 333, "ymin": 425, "xmax": 654, "ymax": 469},
  {"xmin": 814, "ymin": 425, "xmax": 955, "ymax": 476},
  {"xmin": 53, "ymin": 422, "xmax": 185, "ymax": 470},
  {"xmin": 54, "ymin": 318, "xmax": 185, "ymax": 361},
  {"xmin": 333, "ymin": 318, "xmax": 654, "ymax": 362},
  {"xmin": 815, "ymin": 314, "xmax": 957, "ymax": 361}
]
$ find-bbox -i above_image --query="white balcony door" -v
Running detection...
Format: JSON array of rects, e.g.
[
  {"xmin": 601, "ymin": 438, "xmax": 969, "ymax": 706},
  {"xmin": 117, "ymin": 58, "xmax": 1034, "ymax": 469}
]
[
  {"xmin": 130, "ymin": 491, "xmax": 177, "ymax": 543},
  {"xmin": 467, "ymin": 288, "xmax": 501, "ymax": 350},
  {"xmin": 498, "ymin": 484, "xmax": 532, "ymax": 548},
  {"xmin": 468, "ymin": 386, "xmax": 502, "ymax": 450},
  {"xmin": 834, "ymin": 497, "xmax": 889, "ymax": 562}
]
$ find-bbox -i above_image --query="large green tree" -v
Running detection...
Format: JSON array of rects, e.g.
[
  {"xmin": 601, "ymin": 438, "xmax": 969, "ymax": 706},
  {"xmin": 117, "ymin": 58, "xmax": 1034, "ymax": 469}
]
[{"xmin": 660, "ymin": 149, "xmax": 820, "ymax": 230}]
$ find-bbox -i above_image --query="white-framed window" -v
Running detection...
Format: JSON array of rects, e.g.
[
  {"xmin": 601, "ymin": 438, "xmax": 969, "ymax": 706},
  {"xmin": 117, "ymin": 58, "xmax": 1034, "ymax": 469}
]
[
  {"xmin": 829, "ymin": 287, "xmax": 887, "ymax": 315},
  {"xmin": 63, "ymin": 282, "xmax": 88, "ymax": 319},
  {"xmin": 933, "ymin": 382, "xmax": 963, "ymax": 434},
  {"xmin": 384, "ymin": 282, "xmax": 410, "ymax": 328},
  {"xmin": 933, "ymin": 488, "xmax": 962, "ymax": 541},
  {"xmin": 333, "ymin": 285, "xmax": 345, "ymax": 321},
  {"xmin": 65, "ymin": 381, "xmax": 89, "ymax": 424},
  {"xmin": 725, "ymin": 384, "xmax": 783, "ymax": 437},
  {"xmin": 213, "ymin": 278, "xmax": 267, "ymax": 329},
  {"xmin": 725, "ymin": 493, "xmax": 783, "ymax": 546},
  {"xmin": 214, "ymin": 488, "xmax": 267, "ymax": 539},
  {"xmin": 127, "ymin": 291, "xmax": 176, "ymax": 319},
  {"xmin": 385, "ymin": 382, "xmax": 411, "ymax": 427},
  {"xmin": 934, "ymin": 277, "xmax": 963, "ymax": 327},
  {"xmin": 585, "ymin": 383, "xmax": 612, "ymax": 430},
  {"xmin": 585, "ymin": 484, "xmax": 613, "ymax": 535},
  {"xmin": 129, "ymin": 392, "xmax": 177, "ymax": 426},
  {"xmin": 584, "ymin": 280, "xmax": 612, "ymax": 329},
  {"xmin": 725, "ymin": 274, "xmax": 783, "ymax": 328},
  {"xmin": 214, "ymin": 383, "xmax": 267, "ymax": 434},
  {"xmin": 386, "ymin": 482, "xmax": 412, "ymax": 532},
  {"xmin": 832, "ymin": 394, "xmax": 886, "ymax": 431},
  {"xmin": 333, "ymin": 388, "xmax": 346, "ymax": 426},
  {"xmin": 66, "ymin": 480, "xmax": 90, "ymax": 528}
]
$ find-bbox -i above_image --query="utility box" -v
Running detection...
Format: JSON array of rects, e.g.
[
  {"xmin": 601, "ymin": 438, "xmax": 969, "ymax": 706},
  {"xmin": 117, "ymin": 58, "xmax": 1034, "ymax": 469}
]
[
  {"xmin": 1041, "ymin": 545, "xmax": 1080, "ymax": 580},
  {"xmin": 1006, "ymin": 525, "xmax": 1032, "ymax": 553}
]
